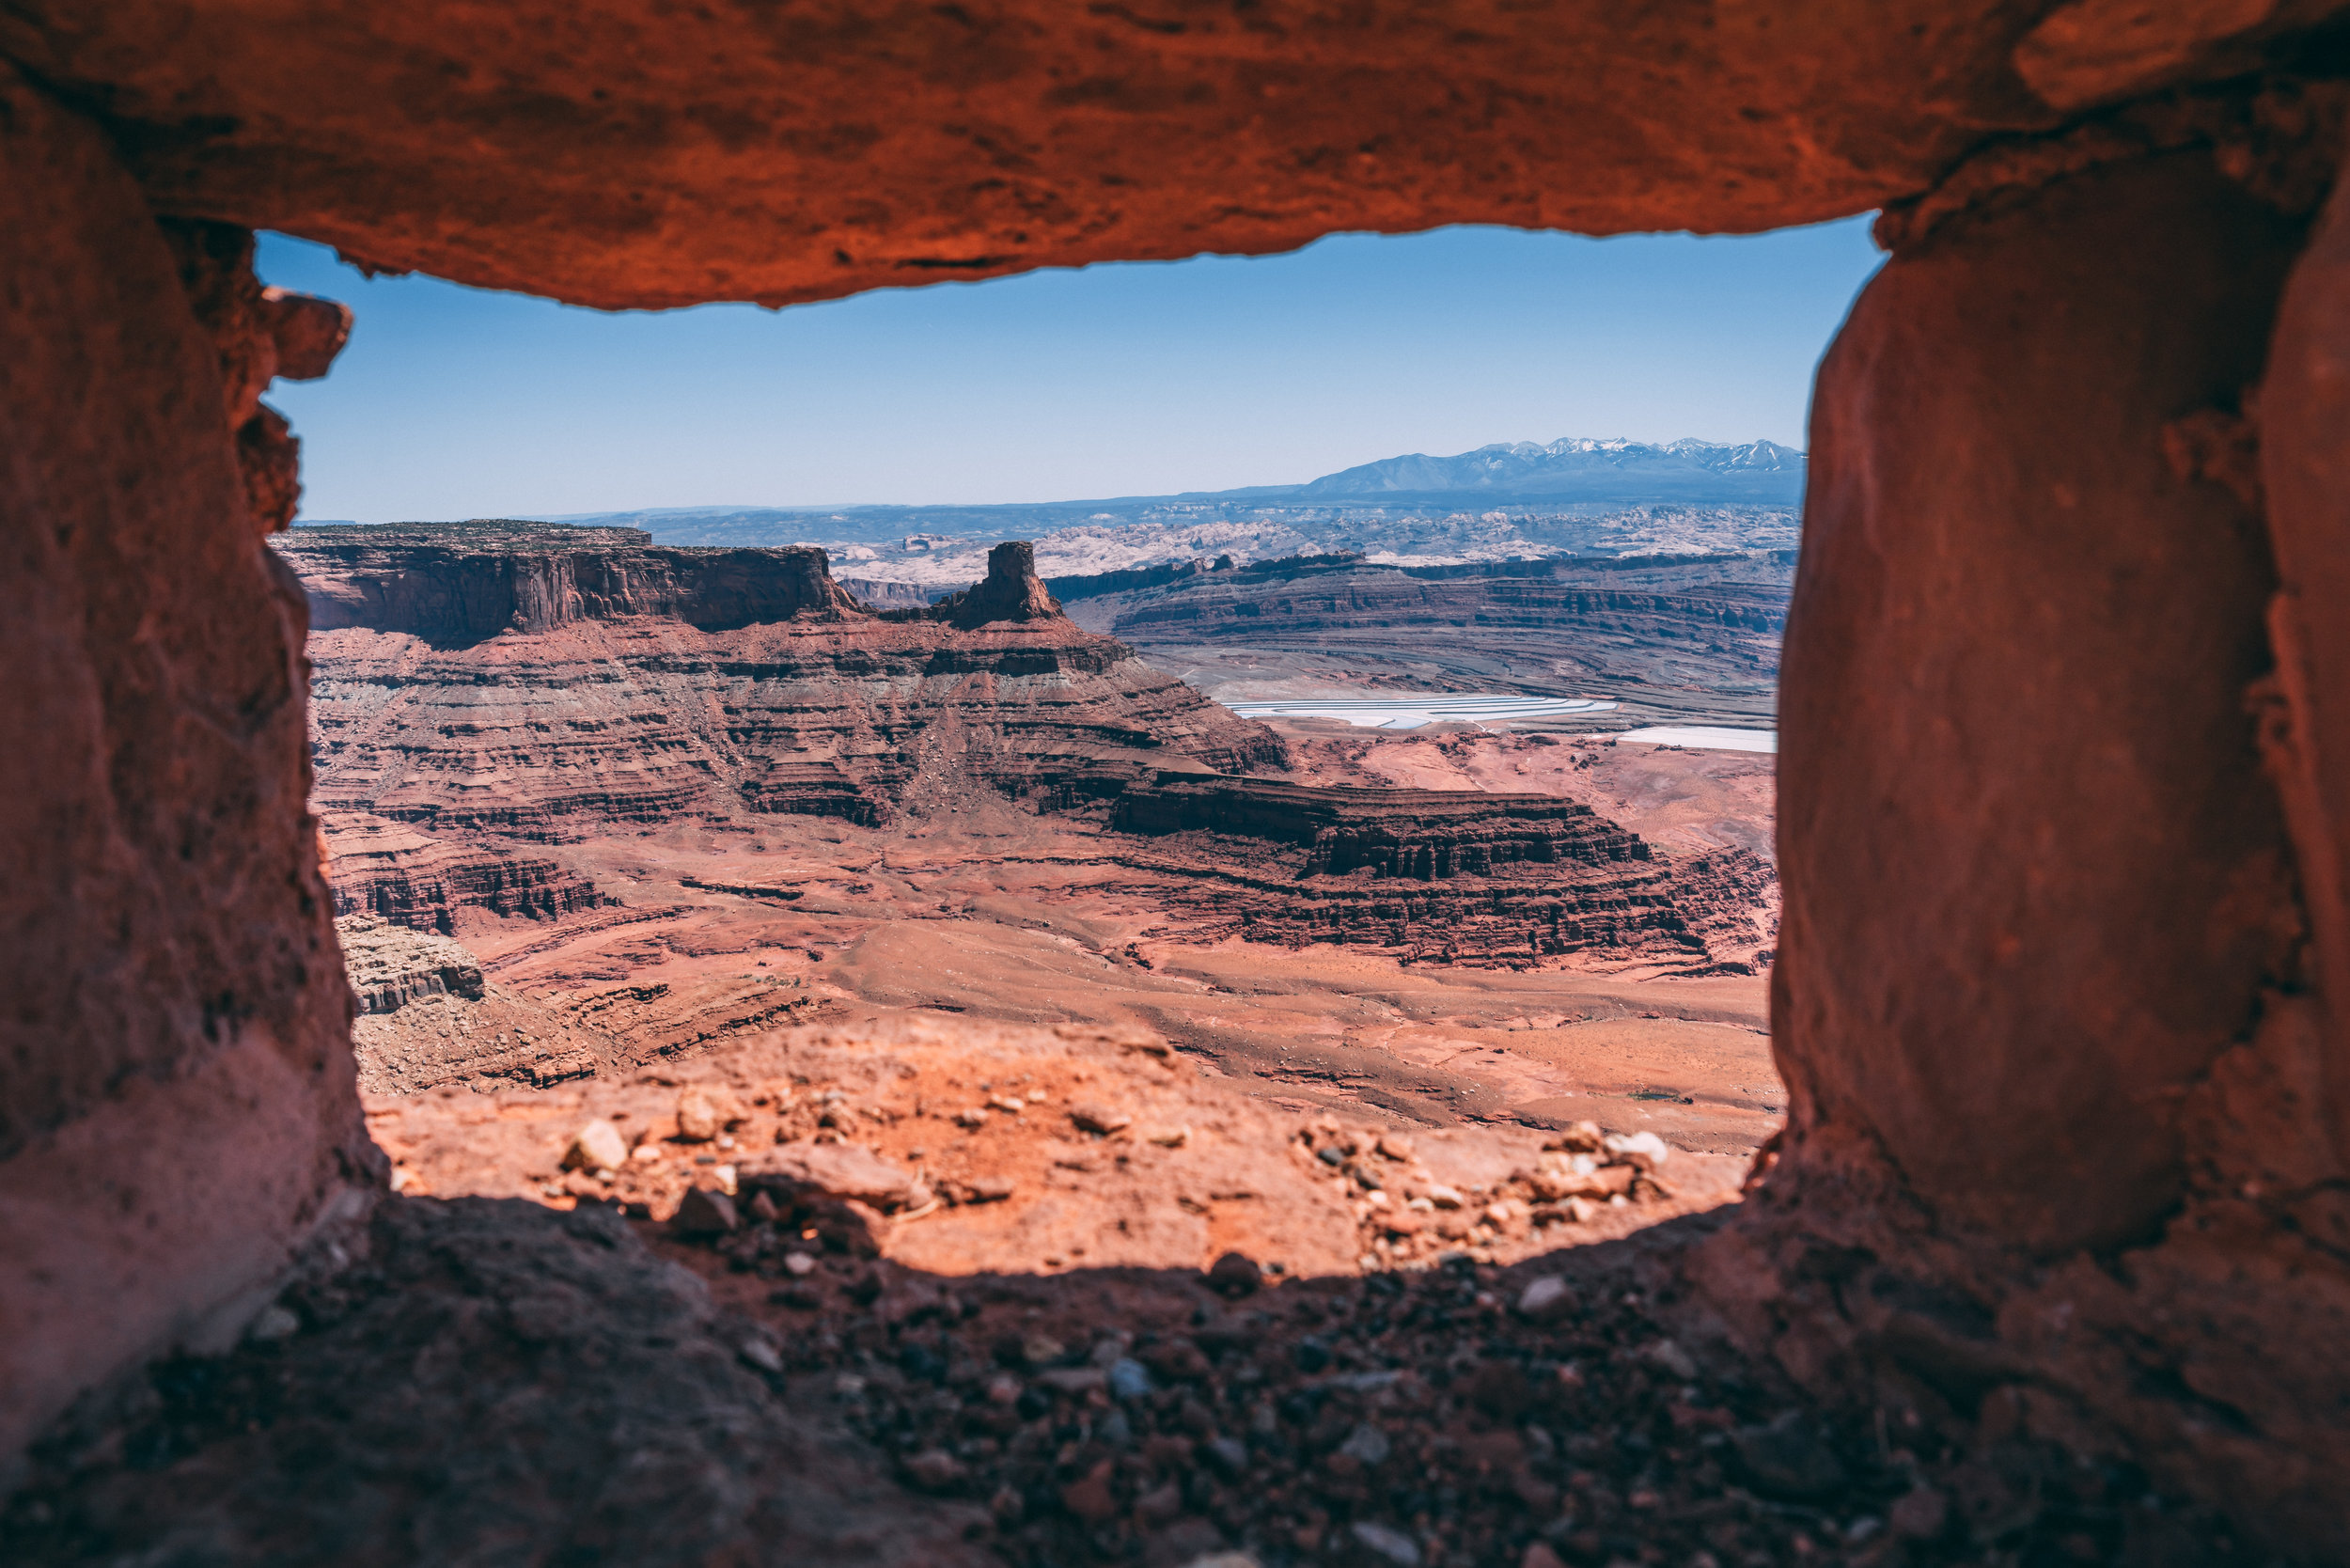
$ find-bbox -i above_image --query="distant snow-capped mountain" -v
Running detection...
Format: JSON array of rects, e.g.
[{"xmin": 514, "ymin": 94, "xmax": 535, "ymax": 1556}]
[{"xmin": 1295, "ymin": 438, "xmax": 1805, "ymax": 499}]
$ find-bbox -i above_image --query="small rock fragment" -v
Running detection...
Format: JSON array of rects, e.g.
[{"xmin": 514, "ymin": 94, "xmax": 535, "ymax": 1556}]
[
  {"xmin": 1061, "ymin": 1458, "xmax": 1119, "ymax": 1522},
  {"xmin": 1109, "ymin": 1356, "xmax": 1155, "ymax": 1400},
  {"xmin": 1544, "ymin": 1121, "xmax": 1606, "ymax": 1154},
  {"xmin": 902, "ymin": 1449, "xmax": 965, "ymax": 1490},
  {"xmin": 746, "ymin": 1189, "xmax": 781, "ymax": 1224},
  {"xmin": 1516, "ymin": 1276, "xmax": 1573, "ymax": 1320},
  {"xmin": 1036, "ymin": 1366, "xmax": 1107, "ymax": 1394},
  {"xmin": 673, "ymin": 1186, "xmax": 739, "ymax": 1235},
  {"xmin": 1069, "ymin": 1103, "xmax": 1133, "ymax": 1135},
  {"xmin": 1890, "ymin": 1484, "xmax": 1950, "ymax": 1540},
  {"xmin": 562, "ymin": 1119, "xmax": 628, "ymax": 1172},
  {"xmin": 1206, "ymin": 1251, "xmax": 1262, "ymax": 1297},
  {"xmin": 1340, "ymin": 1422, "xmax": 1392, "ymax": 1466},
  {"xmin": 1135, "ymin": 1480, "xmax": 1184, "ymax": 1525},
  {"xmin": 246, "ymin": 1305, "xmax": 301, "ymax": 1343},
  {"xmin": 1350, "ymin": 1521, "xmax": 1422, "ymax": 1567},
  {"xmin": 676, "ymin": 1087, "xmax": 722, "ymax": 1142},
  {"xmin": 964, "ymin": 1175, "xmax": 1015, "ymax": 1203},
  {"xmin": 1603, "ymin": 1130, "xmax": 1671, "ymax": 1170},
  {"xmin": 739, "ymin": 1336, "xmax": 783, "ymax": 1373},
  {"xmin": 1520, "ymin": 1546, "xmax": 1566, "ymax": 1568},
  {"xmin": 986, "ymin": 1093, "xmax": 1026, "ymax": 1114},
  {"xmin": 1731, "ymin": 1413, "xmax": 1849, "ymax": 1500},
  {"xmin": 1022, "ymin": 1332, "xmax": 1066, "ymax": 1365},
  {"xmin": 955, "ymin": 1107, "xmax": 990, "ymax": 1128},
  {"xmin": 1376, "ymin": 1132, "xmax": 1417, "ymax": 1162},
  {"xmin": 1426, "ymin": 1185, "xmax": 1465, "ymax": 1209},
  {"xmin": 1203, "ymin": 1435, "xmax": 1251, "ymax": 1476},
  {"xmin": 783, "ymin": 1251, "xmax": 816, "ymax": 1276},
  {"xmin": 1646, "ymin": 1338, "xmax": 1699, "ymax": 1380},
  {"xmin": 1149, "ymin": 1125, "xmax": 1190, "ymax": 1148}
]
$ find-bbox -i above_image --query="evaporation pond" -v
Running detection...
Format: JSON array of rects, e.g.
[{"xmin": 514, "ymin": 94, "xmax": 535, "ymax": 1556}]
[
  {"xmin": 1616, "ymin": 726, "xmax": 1778, "ymax": 753},
  {"xmin": 1218, "ymin": 696, "xmax": 1621, "ymax": 730}
]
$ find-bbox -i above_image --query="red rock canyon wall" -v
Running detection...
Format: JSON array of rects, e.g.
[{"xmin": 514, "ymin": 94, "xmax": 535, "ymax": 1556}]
[{"xmin": 0, "ymin": 66, "xmax": 375, "ymax": 1468}]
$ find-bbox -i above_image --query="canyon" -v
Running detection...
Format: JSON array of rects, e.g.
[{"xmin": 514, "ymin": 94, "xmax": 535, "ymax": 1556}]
[{"xmin": 278, "ymin": 523, "xmax": 1783, "ymax": 1149}]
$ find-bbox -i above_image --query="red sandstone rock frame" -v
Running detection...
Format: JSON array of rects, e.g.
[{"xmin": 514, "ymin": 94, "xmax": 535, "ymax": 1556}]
[
  {"xmin": 3, "ymin": 2, "xmax": 2329, "ymax": 307},
  {"xmin": 14, "ymin": 4, "xmax": 2350, "ymax": 1561}
]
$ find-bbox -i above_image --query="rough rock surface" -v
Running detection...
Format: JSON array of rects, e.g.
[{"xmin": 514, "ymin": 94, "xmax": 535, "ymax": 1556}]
[
  {"xmin": 281, "ymin": 523, "xmax": 1282, "ymax": 838},
  {"xmin": 0, "ymin": 1018, "xmax": 2253, "ymax": 1567},
  {"xmin": 4, "ymin": 2, "xmax": 2322, "ymax": 308},
  {"xmin": 1110, "ymin": 775, "xmax": 1776, "ymax": 969},
  {"xmin": 359, "ymin": 1017, "xmax": 1747, "ymax": 1280},
  {"xmin": 321, "ymin": 808, "xmax": 609, "ymax": 932},
  {"xmin": 0, "ymin": 1197, "xmax": 991, "ymax": 1567},
  {"xmin": 0, "ymin": 65, "xmax": 376, "ymax": 1470},
  {"xmin": 335, "ymin": 914, "xmax": 619, "ymax": 1093},
  {"xmin": 335, "ymin": 915, "xmax": 484, "ymax": 1014},
  {"xmin": 1744, "ymin": 139, "xmax": 2350, "ymax": 1553}
]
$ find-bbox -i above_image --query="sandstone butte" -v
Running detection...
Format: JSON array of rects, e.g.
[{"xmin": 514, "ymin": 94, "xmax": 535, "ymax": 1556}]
[{"xmin": 8, "ymin": 4, "xmax": 2350, "ymax": 1565}]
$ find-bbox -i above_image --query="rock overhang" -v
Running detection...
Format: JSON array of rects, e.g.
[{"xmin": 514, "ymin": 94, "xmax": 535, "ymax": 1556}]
[{"xmin": 8, "ymin": 1, "xmax": 2342, "ymax": 313}]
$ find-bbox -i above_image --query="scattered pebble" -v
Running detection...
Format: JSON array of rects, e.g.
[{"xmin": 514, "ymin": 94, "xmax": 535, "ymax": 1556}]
[
  {"xmin": 676, "ymin": 1087, "xmax": 722, "ymax": 1142},
  {"xmin": 562, "ymin": 1119, "xmax": 628, "ymax": 1172},
  {"xmin": 1350, "ymin": 1519, "xmax": 1422, "ymax": 1566},
  {"xmin": 671, "ymin": 1186, "xmax": 738, "ymax": 1235}
]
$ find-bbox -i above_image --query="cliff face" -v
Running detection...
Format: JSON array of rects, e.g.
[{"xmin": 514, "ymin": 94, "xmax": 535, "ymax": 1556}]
[
  {"xmin": 278, "ymin": 524, "xmax": 1283, "ymax": 841},
  {"xmin": 285, "ymin": 523, "xmax": 861, "ymax": 645},
  {"xmin": 322, "ymin": 810, "xmax": 609, "ymax": 933},
  {"xmin": 1111, "ymin": 775, "xmax": 1776, "ymax": 970}
]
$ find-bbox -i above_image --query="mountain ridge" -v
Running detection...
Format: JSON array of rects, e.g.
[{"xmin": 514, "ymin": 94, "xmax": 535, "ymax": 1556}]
[{"xmin": 338, "ymin": 436, "xmax": 1805, "ymax": 540}]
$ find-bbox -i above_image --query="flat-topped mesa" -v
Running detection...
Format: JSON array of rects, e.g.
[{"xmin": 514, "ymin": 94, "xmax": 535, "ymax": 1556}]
[
  {"xmin": 280, "ymin": 530, "xmax": 1284, "ymax": 840},
  {"xmin": 1112, "ymin": 774, "xmax": 1653, "ymax": 878},
  {"xmin": 885, "ymin": 540, "xmax": 1065, "ymax": 630},
  {"xmin": 1110, "ymin": 774, "xmax": 1776, "ymax": 968},
  {"xmin": 277, "ymin": 521, "xmax": 861, "ymax": 645}
]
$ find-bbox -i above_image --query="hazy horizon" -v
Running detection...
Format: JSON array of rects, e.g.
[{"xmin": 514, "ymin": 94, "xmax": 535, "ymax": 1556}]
[{"xmin": 258, "ymin": 221, "xmax": 1882, "ymax": 524}]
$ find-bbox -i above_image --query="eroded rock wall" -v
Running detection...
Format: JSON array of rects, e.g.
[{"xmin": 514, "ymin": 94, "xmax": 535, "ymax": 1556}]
[
  {"xmin": 1110, "ymin": 775, "xmax": 1778, "ymax": 968},
  {"xmin": 288, "ymin": 525, "xmax": 863, "ymax": 642},
  {"xmin": 1702, "ymin": 131, "xmax": 2350, "ymax": 1554},
  {"xmin": 0, "ymin": 1, "xmax": 2224, "ymax": 309},
  {"xmin": 287, "ymin": 528, "xmax": 1284, "ymax": 837},
  {"xmin": 0, "ymin": 67, "xmax": 374, "ymax": 1469}
]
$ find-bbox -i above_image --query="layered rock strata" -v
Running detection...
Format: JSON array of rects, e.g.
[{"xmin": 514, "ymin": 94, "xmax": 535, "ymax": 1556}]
[
  {"xmin": 321, "ymin": 810, "xmax": 607, "ymax": 933},
  {"xmin": 277, "ymin": 525, "xmax": 1283, "ymax": 838},
  {"xmin": 290, "ymin": 521, "xmax": 862, "ymax": 642},
  {"xmin": 337, "ymin": 916, "xmax": 485, "ymax": 1014},
  {"xmin": 1111, "ymin": 774, "xmax": 1776, "ymax": 968}
]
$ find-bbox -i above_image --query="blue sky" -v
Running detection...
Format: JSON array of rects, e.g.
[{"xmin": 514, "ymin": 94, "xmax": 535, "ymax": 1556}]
[{"xmin": 258, "ymin": 221, "xmax": 1883, "ymax": 523}]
